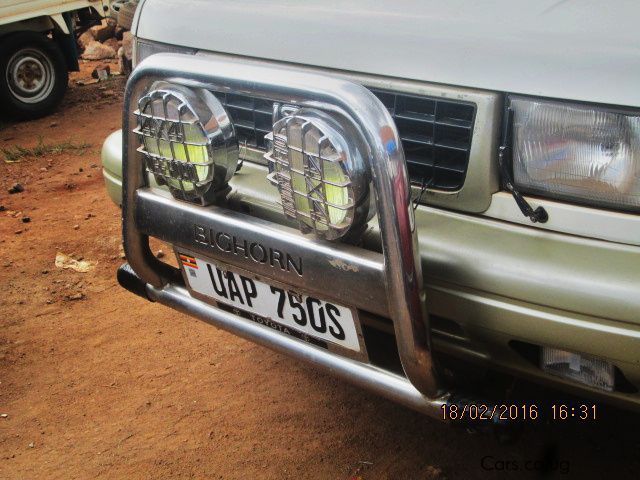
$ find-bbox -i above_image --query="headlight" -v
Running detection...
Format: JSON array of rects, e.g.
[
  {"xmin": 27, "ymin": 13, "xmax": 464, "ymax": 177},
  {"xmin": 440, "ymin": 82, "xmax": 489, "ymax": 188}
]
[
  {"xmin": 133, "ymin": 38, "xmax": 196, "ymax": 68},
  {"xmin": 134, "ymin": 82, "xmax": 238, "ymax": 204},
  {"xmin": 265, "ymin": 108, "xmax": 371, "ymax": 240},
  {"xmin": 510, "ymin": 95, "xmax": 640, "ymax": 211}
]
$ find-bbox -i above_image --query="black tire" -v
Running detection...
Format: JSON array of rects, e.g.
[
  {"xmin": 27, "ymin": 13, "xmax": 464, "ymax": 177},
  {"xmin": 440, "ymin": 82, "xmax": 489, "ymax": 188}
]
[{"xmin": 0, "ymin": 31, "xmax": 68, "ymax": 120}]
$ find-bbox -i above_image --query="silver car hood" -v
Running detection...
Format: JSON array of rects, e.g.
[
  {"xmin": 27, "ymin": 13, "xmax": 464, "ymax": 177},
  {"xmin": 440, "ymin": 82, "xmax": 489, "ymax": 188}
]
[{"xmin": 137, "ymin": 0, "xmax": 640, "ymax": 107}]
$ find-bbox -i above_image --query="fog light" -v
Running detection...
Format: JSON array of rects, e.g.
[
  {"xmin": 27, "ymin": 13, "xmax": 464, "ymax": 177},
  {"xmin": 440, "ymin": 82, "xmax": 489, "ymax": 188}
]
[
  {"xmin": 265, "ymin": 108, "xmax": 371, "ymax": 240},
  {"xmin": 541, "ymin": 347, "xmax": 615, "ymax": 392},
  {"xmin": 134, "ymin": 82, "xmax": 238, "ymax": 204}
]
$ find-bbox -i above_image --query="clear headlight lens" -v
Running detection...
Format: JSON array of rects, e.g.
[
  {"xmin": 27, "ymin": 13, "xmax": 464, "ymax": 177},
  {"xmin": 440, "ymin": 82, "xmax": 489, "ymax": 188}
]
[
  {"xmin": 510, "ymin": 96, "xmax": 640, "ymax": 211},
  {"xmin": 133, "ymin": 38, "xmax": 196, "ymax": 68}
]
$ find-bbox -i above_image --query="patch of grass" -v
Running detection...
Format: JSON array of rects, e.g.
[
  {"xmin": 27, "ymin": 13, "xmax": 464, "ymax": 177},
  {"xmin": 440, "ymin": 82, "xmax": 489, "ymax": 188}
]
[{"xmin": 2, "ymin": 136, "xmax": 91, "ymax": 163}]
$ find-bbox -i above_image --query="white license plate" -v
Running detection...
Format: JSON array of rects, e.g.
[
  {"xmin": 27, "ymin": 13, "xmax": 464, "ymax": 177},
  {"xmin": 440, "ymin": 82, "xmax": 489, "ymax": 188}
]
[{"xmin": 179, "ymin": 253, "xmax": 361, "ymax": 352}]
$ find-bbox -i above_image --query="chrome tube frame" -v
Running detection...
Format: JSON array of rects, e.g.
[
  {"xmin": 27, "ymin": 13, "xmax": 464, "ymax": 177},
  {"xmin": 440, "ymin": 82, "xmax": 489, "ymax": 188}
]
[
  {"xmin": 122, "ymin": 54, "xmax": 442, "ymax": 399},
  {"xmin": 147, "ymin": 282, "xmax": 449, "ymax": 417},
  {"xmin": 135, "ymin": 189, "xmax": 389, "ymax": 317}
]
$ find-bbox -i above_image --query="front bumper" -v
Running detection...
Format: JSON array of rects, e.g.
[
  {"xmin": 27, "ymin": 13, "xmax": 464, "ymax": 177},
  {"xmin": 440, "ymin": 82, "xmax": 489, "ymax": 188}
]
[
  {"xmin": 103, "ymin": 131, "xmax": 640, "ymax": 411},
  {"xmin": 104, "ymin": 129, "xmax": 640, "ymax": 410},
  {"xmin": 102, "ymin": 130, "xmax": 123, "ymax": 206}
]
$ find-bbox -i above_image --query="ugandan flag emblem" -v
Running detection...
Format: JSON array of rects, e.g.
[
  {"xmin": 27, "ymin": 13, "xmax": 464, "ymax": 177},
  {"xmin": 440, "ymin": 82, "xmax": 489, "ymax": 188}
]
[{"xmin": 179, "ymin": 254, "xmax": 198, "ymax": 269}]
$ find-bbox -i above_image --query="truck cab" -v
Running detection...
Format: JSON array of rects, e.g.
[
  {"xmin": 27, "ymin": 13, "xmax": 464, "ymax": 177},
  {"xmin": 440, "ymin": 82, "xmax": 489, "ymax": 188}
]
[{"xmin": 0, "ymin": 0, "xmax": 114, "ymax": 118}]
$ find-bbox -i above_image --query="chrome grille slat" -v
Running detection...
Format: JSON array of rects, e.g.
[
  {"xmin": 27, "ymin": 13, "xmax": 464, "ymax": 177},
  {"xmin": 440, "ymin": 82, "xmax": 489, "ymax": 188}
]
[{"xmin": 214, "ymin": 92, "xmax": 273, "ymax": 150}]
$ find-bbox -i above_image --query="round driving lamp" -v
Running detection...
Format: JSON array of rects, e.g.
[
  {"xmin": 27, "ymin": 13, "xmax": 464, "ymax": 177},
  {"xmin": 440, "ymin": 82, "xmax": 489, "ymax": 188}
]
[
  {"xmin": 265, "ymin": 108, "xmax": 372, "ymax": 240},
  {"xmin": 134, "ymin": 82, "xmax": 238, "ymax": 204}
]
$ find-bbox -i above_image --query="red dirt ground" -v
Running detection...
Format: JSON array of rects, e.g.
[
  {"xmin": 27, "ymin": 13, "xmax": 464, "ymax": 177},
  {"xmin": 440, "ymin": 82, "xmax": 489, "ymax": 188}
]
[{"xmin": 1, "ymin": 60, "xmax": 640, "ymax": 480}]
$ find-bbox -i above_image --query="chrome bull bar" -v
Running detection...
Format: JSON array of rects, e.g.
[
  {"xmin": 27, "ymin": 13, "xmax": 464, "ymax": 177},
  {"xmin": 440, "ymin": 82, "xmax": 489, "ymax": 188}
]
[{"xmin": 122, "ymin": 53, "xmax": 445, "ymax": 415}]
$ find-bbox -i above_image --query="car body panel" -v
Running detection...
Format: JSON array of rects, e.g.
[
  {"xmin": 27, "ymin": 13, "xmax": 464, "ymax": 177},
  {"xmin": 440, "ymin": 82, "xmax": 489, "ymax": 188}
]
[{"xmin": 136, "ymin": 0, "xmax": 640, "ymax": 107}]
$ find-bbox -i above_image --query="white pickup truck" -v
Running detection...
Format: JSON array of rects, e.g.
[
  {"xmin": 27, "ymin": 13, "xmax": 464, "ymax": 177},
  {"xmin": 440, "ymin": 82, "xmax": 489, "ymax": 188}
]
[
  {"xmin": 103, "ymin": 0, "xmax": 640, "ymax": 425},
  {"xmin": 0, "ymin": 0, "xmax": 112, "ymax": 118}
]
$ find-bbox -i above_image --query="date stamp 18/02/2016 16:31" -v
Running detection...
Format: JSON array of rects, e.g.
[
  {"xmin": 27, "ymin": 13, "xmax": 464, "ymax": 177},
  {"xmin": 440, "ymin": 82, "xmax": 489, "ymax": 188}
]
[{"xmin": 441, "ymin": 403, "xmax": 598, "ymax": 422}]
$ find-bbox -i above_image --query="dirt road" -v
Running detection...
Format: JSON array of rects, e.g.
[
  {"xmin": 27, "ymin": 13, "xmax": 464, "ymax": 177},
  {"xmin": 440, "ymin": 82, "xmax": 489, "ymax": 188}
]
[{"xmin": 1, "ymin": 63, "xmax": 640, "ymax": 480}]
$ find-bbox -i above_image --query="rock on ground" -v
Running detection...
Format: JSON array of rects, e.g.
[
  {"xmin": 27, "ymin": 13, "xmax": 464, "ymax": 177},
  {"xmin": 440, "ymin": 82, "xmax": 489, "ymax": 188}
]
[
  {"xmin": 103, "ymin": 37, "xmax": 121, "ymax": 53},
  {"xmin": 77, "ymin": 30, "xmax": 95, "ymax": 50},
  {"xmin": 81, "ymin": 41, "xmax": 116, "ymax": 61},
  {"xmin": 91, "ymin": 65, "xmax": 111, "ymax": 80},
  {"xmin": 121, "ymin": 31, "xmax": 134, "ymax": 60},
  {"xmin": 89, "ymin": 19, "xmax": 116, "ymax": 43}
]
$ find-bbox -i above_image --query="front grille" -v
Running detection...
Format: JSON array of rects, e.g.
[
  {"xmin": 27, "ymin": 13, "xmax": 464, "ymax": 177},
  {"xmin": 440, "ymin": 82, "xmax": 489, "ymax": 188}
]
[
  {"xmin": 369, "ymin": 89, "xmax": 475, "ymax": 191},
  {"xmin": 214, "ymin": 93, "xmax": 273, "ymax": 150},
  {"xmin": 216, "ymin": 89, "xmax": 476, "ymax": 192}
]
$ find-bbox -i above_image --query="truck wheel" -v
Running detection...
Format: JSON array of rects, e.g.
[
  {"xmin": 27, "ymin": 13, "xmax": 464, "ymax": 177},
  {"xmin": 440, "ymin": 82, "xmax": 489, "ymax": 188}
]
[{"xmin": 0, "ymin": 32, "xmax": 68, "ymax": 120}]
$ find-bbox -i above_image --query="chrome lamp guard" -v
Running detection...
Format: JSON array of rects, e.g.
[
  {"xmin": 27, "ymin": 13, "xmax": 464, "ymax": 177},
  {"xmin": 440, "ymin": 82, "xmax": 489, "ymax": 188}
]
[{"xmin": 122, "ymin": 53, "xmax": 444, "ymax": 410}]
